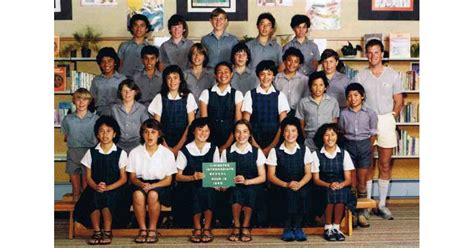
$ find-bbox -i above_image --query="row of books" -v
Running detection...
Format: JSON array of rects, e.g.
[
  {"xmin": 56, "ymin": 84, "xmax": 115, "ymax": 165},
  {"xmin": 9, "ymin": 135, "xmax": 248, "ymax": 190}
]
[
  {"xmin": 400, "ymin": 70, "xmax": 420, "ymax": 91},
  {"xmin": 394, "ymin": 129, "xmax": 419, "ymax": 156},
  {"xmin": 71, "ymin": 71, "xmax": 95, "ymax": 92},
  {"xmin": 54, "ymin": 102, "xmax": 74, "ymax": 126},
  {"xmin": 397, "ymin": 102, "xmax": 419, "ymax": 123}
]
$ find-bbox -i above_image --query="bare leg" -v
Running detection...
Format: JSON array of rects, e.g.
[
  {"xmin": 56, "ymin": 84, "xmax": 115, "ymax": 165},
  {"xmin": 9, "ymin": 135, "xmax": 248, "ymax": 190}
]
[
  {"xmin": 378, "ymin": 147, "xmax": 393, "ymax": 180},
  {"xmin": 147, "ymin": 190, "xmax": 161, "ymax": 242},
  {"xmin": 231, "ymin": 203, "xmax": 242, "ymax": 228},
  {"xmin": 333, "ymin": 203, "xmax": 345, "ymax": 225},
  {"xmin": 90, "ymin": 210, "xmax": 101, "ymax": 231},
  {"xmin": 202, "ymin": 210, "xmax": 214, "ymax": 242},
  {"xmin": 241, "ymin": 207, "xmax": 253, "ymax": 241},
  {"xmin": 70, "ymin": 174, "xmax": 82, "ymax": 201},
  {"xmin": 242, "ymin": 207, "xmax": 252, "ymax": 228},
  {"xmin": 350, "ymin": 170, "xmax": 357, "ymax": 189},
  {"xmin": 132, "ymin": 190, "xmax": 147, "ymax": 231},
  {"xmin": 325, "ymin": 204, "xmax": 334, "ymax": 225},
  {"xmin": 356, "ymin": 168, "xmax": 369, "ymax": 194},
  {"xmin": 101, "ymin": 208, "xmax": 112, "ymax": 231}
]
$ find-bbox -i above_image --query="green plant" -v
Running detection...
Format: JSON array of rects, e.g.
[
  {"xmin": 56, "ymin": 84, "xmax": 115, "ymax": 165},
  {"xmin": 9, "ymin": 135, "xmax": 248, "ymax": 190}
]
[
  {"xmin": 61, "ymin": 26, "xmax": 101, "ymax": 56},
  {"xmin": 341, "ymin": 41, "xmax": 362, "ymax": 56}
]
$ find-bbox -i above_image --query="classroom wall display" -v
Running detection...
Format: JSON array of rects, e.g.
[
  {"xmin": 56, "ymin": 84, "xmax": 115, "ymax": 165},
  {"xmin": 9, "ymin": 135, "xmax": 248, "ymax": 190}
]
[
  {"xmin": 177, "ymin": 0, "xmax": 248, "ymax": 21},
  {"xmin": 54, "ymin": 0, "xmax": 72, "ymax": 20},
  {"xmin": 358, "ymin": 0, "xmax": 419, "ymax": 20},
  {"xmin": 306, "ymin": 0, "xmax": 341, "ymax": 30},
  {"xmin": 127, "ymin": 0, "xmax": 164, "ymax": 32},
  {"xmin": 80, "ymin": 0, "xmax": 118, "ymax": 6},
  {"xmin": 256, "ymin": 0, "xmax": 294, "ymax": 7}
]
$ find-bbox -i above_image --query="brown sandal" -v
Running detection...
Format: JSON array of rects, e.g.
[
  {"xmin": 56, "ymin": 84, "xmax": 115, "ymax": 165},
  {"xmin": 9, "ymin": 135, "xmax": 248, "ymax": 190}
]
[
  {"xmin": 190, "ymin": 228, "xmax": 202, "ymax": 243},
  {"xmin": 146, "ymin": 229, "xmax": 159, "ymax": 243},
  {"xmin": 134, "ymin": 229, "xmax": 147, "ymax": 243},
  {"xmin": 240, "ymin": 227, "xmax": 252, "ymax": 242},
  {"xmin": 100, "ymin": 230, "xmax": 112, "ymax": 245},
  {"xmin": 88, "ymin": 230, "xmax": 102, "ymax": 245},
  {"xmin": 227, "ymin": 226, "xmax": 240, "ymax": 241},
  {"xmin": 201, "ymin": 229, "xmax": 214, "ymax": 243}
]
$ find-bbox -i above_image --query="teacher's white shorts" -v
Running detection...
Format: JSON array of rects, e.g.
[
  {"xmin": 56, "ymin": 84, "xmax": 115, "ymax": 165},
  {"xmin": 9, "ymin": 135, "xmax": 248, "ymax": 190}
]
[{"xmin": 376, "ymin": 113, "xmax": 398, "ymax": 148}]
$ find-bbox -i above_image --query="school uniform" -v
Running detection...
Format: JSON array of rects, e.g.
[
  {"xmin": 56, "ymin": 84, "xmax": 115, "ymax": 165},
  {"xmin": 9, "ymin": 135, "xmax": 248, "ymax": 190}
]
[
  {"xmin": 110, "ymin": 102, "xmax": 149, "ymax": 154},
  {"xmin": 73, "ymin": 144, "xmax": 131, "ymax": 228},
  {"xmin": 90, "ymin": 71, "xmax": 127, "ymax": 116},
  {"xmin": 242, "ymin": 85, "xmax": 290, "ymax": 148},
  {"xmin": 201, "ymin": 31, "xmax": 239, "ymax": 68},
  {"xmin": 148, "ymin": 93, "xmax": 198, "ymax": 147},
  {"xmin": 230, "ymin": 67, "xmax": 259, "ymax": 95},
  {"xmin": 274, "ymin": 71, "xmax": 309, "ymax": 116},
  {"xmin": 326, "ymin": 71, "xmax": 350, "ymax": 109},
  {"xmin": 127, "ymin": 144, "xmax": 177, "ymax": 207},
  {"xmin": 173, "ymin": 142, "xmax": 220, "ymax": 227},
  {"xmin": 184, "ymin": 68, "xmax": 215, "ymax": 104},
  {"xmin": 282, "ymin": 38, "xmax": 320, "ymax": 76},
  {"xmin": 199, "ymin": 85, "xmax": 243, "ymax": 147},
  {"xmin": 132, "ymin": 70, "xmax": 162, "ymax": 107},
  {"xmin": 246, "ymin": 38, "xmax": 283, "ymax": 70},
  {"xmin": 159, "ymin": 38, "xmax": 193, "ymax": 70},
  {"xmin": 118, "ymin": 39, "xmax": 150, "ymax": 78}
]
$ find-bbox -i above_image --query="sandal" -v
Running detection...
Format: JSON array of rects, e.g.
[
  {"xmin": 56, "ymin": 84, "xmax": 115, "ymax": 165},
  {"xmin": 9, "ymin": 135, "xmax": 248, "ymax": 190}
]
[
  {"xmin": 134, "ymin": 229, "xmax": 147, "ymax": 243},
  {"xmin": 240, "ymin": 227, "xmax": 252, "ymax": 242},
  {"xmin": 227, "ymin": 226, "xmax": 240, "ymax": 241},
  {"xmin": 201, "ymin": 229, "xmax": 214, "ymax": 243},
  {"xmin": 146, "ymin": 229, "xmax": 158, "ymax": 243},
  {"xmin": 190, "ymin": 228, "xmax": 202, "ymax": 243},
  {"xmin": 88, "ymin": 230, "xmax": 102, "ymax": 245},
  {"xmin": 99, "ymin": 230, "xmax": 112, "ymax": 245}
]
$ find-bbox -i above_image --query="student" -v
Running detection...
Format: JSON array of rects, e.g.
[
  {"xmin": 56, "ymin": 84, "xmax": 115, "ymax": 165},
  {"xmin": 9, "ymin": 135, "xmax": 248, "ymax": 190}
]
[
  {"xmin": 133, "ymin": 45, "xmax": 162, "ymax": 107},
  {"xmin": 242, "ymin": 60, "xmax": 290, "ymax": 156},
  {"xmin": 110, "ymin": 79, "xmax": 149, "ymax": 154},
  {"xmin": 246, "ymin": 13, "xmax": 284, "ymax": 71},
  {"xmin": 73, "ymin": 116, "xmax": 130, "ymax": 245},
  {"xmin": 282, "ymin": 14, "xmax": 320, "ymax": 75},
  {"xmin": 354, "ymin": 39, "xmax": 403, "ymax": 220},
  {"xmin": 118, "ymin": 14, "xmax": 153, "ymax": 78},
  {"xmin": 274, "ymin": 47, "xmax": 309, "ymax": 117},
  {"xmin": 90, "ymin": 47, "xmax": 127, "ymax": 116},
  {"xmin": 312, "ymin": 123, "xmax": 354, "ymax": 242},
  {"xmin": 175, "ymin": 118, "xmax": 221, "ymax": 243},
  {"xmin": 184, "ymin": 43, "xmax": 215, "ymax": 105},
  {"xmin": 266, "ymin": 117, "xmax": 313, "ymax": 242},
  {"xmin": 159, "ymin": 14, "xmax": 193, "ymax": 71},
  {"xmin": 295, "ymin": 71, "xmax": 339, "ymax": 152},
  {"xmin": 338, "ymin": 83, "xmax": 378, "ymax": 228},
  {"xmin": 230, "ymin": 42, "xmax": 259, "ymax": 95},
  {"xmin": 321, "ymin": 49, "xmax": 351, "ymax": 109},
  {"xmin": 127, "ymin": 119, "xmax": 177, "ymax": 243},
  {"xmin": 148, "ymin": 65, "xmax": 198, "ymax": 155},
  {"xmin": 221, "ymin": 120, "xmax": 266, "ymax": 242},
  {"xmin": 201, "ymin": 7, "xmax": 239, "ymax": 68},
  {"xmin": 199, "ymin": 61, "xmax": 243, "ymax": 152},
  {"xmin": 61, "ymin": 88, "xmax": 99, "ymax": 202}
]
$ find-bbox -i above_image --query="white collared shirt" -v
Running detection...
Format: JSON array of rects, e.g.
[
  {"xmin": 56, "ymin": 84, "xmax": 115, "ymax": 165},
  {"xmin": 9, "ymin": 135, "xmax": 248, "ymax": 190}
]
[
  {"xmin": 81, "ymin": 143, "xmax": 128, "ymax": 169},
  {"xmin": 198, "ymin": 84, "xmax": 244, "ymax": 105},
  {"xmin": 220, "ymin": 143, "xmax": 266, "ymax": 167},
  {"xmin": 148, "ymin": 92, "xmax": 198, "ymax": 116},
  {"xmin": 176, "ymin": 141, "xmax": 221, "ymax": 170},
  {"xmin": 126, "ymin": 145, "xmax": 177, "ymax": 180},
  {"xmin": 266, "ymin": 143, "xmax": 313, "ymax": 166},
  {"xmin": 242, "ymin": 85, "xmax": 290, "ymax": 114},
  {"xmin": 310, "ymin": 146, "xmax": 355, "ymax": 173}
]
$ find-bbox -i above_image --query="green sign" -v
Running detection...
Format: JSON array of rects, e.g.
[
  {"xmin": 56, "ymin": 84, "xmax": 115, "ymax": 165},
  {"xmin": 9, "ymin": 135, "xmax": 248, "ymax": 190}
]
[{"xmin": 202, "ymin": 162, "xmax": 236, "ymax": 188}]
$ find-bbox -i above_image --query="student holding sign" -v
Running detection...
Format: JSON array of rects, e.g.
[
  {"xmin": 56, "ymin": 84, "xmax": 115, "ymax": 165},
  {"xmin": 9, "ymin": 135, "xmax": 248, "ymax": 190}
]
[
  {"xmin": 175, "ymin": 118, "xmax": 220, "ymax": 243},
  {"xmin": 221, "ymin": 120, "xmax": 266, "ymax": 242}
]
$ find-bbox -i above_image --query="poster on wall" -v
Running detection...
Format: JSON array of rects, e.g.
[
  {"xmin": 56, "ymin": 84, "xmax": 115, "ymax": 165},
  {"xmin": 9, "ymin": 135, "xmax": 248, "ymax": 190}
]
[
  {"xmin": 127, "ymin": 0, "xmax": 164, "ymax": 32},
  {"xmin": 306, "ymin": 0, "xmax": 341, "ymax": 30},
  {"xmin": 177, "ymin": 0, "xmax": 247, "ymax": 21},
  {"xmin": 358, "ymin": 0, "xmax": 419, "ymax": 20},
  {"xmin": 81, "ymin": 0, "xmax": 118, "ymax": 6},
  {"xmin": 257, "ymin": 0, "xmax": 294, "ymax": 7},
  {"xmin": 54, "ymin": 0, "xmax": 72, "ymax": 20}
]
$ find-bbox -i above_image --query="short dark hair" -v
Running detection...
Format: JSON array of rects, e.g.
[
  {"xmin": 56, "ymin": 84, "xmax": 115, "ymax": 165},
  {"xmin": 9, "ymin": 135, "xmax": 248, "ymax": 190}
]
[
  {"xmin": 161, "ymin": 65, "xmax": 191, "ymax": 98},
  {"xmin": 211, "ymin": 7, "xmax": 227, "ymax": 18},
  {"xmin": 230, "ymin": 42, "xmax": 252, "ymax": 66},
  {"xmin": 128, "ymin": 14, "xmax": 153, "ymax": 35},
  {"xmin": 257, "ymin": 12, "xmax": 276, "ymax": 28},
  {"xmin": 255, "ymin": 60, "xmax": 277, "ymax": 77},
  {"xmin": 140, "ymin": 119, "xmax": 164, "ymax": 145},
  {"xmin": 313, "ymin": 123, "xmax": 344, "ymax": 150},
  {"xmin": 141, "ymin": 45, "xmax": 159, "ymax": 58},
  {"xmin": 187, "ymin": 117, "xmax": 212, "ymax": 143},
  {"xmin": 214, "ymin": 61, "xmax": 233, "ymax": 75},
  {"xmin": 167, "ymin": 14, "xmax": 189, "ymax": 38},
  {"xmin": 319, "ymin": 48, "xmax": 339, "ymax": 63},
  {"xmin": 94, "ymin": 115, "xmax": 121, "ymax": 144},
  {"xmin": 280, "ymin": 116, "xmax": 305, "ymax": 145},
  {"xmin": 282, "ymin": 47, "xmax": 305, "ymax": 65},
  {"xmin": 117, "ymin": 79, "xmax": 142, "ymax": 101},
  {"xmin": 188, "ymin": 43, "xmax": 209, "ymax": 67},
  {"xmin": 290, "ymin": 14, "xmax": 311, "ymax": 29},
  {"xmin": 96, "ymin": 47, "xmax": 120, "ymax": 71},
  {"xmin": 308, "ymin": 71, "xmax": 329, "ymax": 90},
  {"xmin": 233, "ymin": 119, "xmax": 254, "ymax": 144},
  {"xmin": 345, "ymin": 83, "xmax": 365, "ymax": 99},
  {"xmin": 365, "ymin": 39, "xmax": 384, "ymax": 53}
]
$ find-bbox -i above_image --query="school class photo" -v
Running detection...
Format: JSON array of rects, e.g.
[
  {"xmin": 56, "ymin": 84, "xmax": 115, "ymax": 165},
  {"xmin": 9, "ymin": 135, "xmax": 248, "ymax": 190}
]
[{"xmin": 54, "ymin": 0, "xmax": 419, "ymax": 246}]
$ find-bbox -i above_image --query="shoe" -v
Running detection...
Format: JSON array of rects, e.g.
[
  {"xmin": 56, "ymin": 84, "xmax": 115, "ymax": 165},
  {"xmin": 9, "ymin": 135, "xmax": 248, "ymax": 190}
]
[
  {"xmin": 88, "ymin": 230, "xmax": 102, "ymax": 245},
  {"xmin": 99, "ymin": 230, "xmax": 112, "ymax": 245},
  {"xmin": 293, "ymin": 228, "xmax": 307, "ymax": 241},
  {"xmin": 281, "ymin": 228, "xmax": 295, "ymax": 241},
  {"xmin": 362, "ymin": 209, "xmax": 371, "ymax": 219},
  {"xmin": 201, "ymin": 229, "xmax": 214, "ymax": 243},
  {"xmin": 240, "ymin": 226, "xmax": 253, "ymax": 242},
  {"xmin": 352, "ymin": 212, "xmax": 358, "ymax": 228},
  {"xmin": 134, "ymin": 229, "xmax": 147, "ymax": 243},
  {"xmin": 323, "ymin": 229, "xmax": 336, "ymax": 241},
  {"xmin": 146, "ymin": 229, "xmax": 158, "ymax": 243},
  {"xmin": 358, "ymin": 214, "xmax": 370, "ymax": 228},
  {"xmin": 378, "ymin": 206, "xmax": 394, "ymax": 220},
  {"xmin": 333, "ymin": 228, "xmax": 345, "ymax": 241}
]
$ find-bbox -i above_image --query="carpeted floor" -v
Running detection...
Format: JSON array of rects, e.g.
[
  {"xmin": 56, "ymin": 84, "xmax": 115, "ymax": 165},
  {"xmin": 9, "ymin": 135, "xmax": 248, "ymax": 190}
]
[{"xmin": 55, "ymin": 204, "xmax": 419, "ymax": 247}]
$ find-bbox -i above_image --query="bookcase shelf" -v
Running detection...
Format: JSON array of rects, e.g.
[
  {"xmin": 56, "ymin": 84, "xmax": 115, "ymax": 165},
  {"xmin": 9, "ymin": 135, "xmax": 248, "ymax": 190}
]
[
  {"xmin": 396, "ymin": 122, "xmax": 419, "ymax": 126},
  {"xmin": 402, "ymin": 90, "xmax": 419, "ymax": 94},
  {"xmin": 340, "ymin": 57, "xmax": 419, "ymax": 62},
  {"xmin": 55, "ymin": 57, "xmax": 96, "ymax": 62},
  {"xmin": 374, "ymin": 155, "xmax": 419, "ymax": 159},
  {"xmin": 54, "ymin": 91, "xmax": 73, "ymax": 95},
  {"xmin": 55, "ymin": 154, "xmax": 67, "ymax": 162}
]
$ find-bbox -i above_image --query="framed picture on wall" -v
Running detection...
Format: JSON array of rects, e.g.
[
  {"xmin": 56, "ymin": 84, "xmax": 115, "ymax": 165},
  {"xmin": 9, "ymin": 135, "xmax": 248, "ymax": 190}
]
[
  {"xmin": 80, "ymin": 0, "xmax": 118, "ymax": 6},
  {"xmin": 358, "ymin": 0, "xmax": 419, "ymax": 20},
  {"xmin": 54, "ymin": 0, "xmax": 72, "ymax": 20},
  {"xmin": 177, "ymin": 0, "xmax": 248, "ymax": 21}
]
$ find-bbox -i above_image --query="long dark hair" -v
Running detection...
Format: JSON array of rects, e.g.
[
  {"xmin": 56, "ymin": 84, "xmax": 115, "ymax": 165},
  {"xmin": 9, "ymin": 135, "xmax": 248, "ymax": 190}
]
[{"xmin": 161, "ymin": 65, "xmax": 191, "ymax": 98}]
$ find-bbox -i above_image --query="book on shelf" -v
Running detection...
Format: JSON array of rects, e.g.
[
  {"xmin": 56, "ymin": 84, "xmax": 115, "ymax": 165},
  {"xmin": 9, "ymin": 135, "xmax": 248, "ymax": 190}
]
[
  {"xmin": 341, "ymin": 64, "xmax": 359, "ymax": 81},
  {"xmin": 389, "ymin": 32, "xmax": 411, "ymax": 59},
  {"xmin": 71, "ymin": 71, "xmax": 96, "ymax": 91},
  {"xmin": 54, "ymin": 66, "xmax": 67, "ymax": 92},
  {"xmin": 54, "ymin": 34, "xmax": 60, "ymax": 58},
  {"xmin": 55, "ymin": 101, "xmax": 75, "ymax": 126},
  {"xmin": 395, "ymin": 129, "xmax": 419, "ymax": 156},
  {"xmin": 397, "ymin": 102, "xmax": 419, "ymax": 123},
  {"xmin": 399, "ymin": 69, "xmax": 420, "ymax": 91}
]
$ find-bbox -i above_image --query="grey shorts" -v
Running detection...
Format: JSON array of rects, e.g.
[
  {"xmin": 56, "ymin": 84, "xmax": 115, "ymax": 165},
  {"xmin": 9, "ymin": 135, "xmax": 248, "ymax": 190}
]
[
  {"xmin": 344, "ymin": 139, "xmax": 373, "ymax": 169},
  {"xmin": 65, "ymin": 148, "xmax": 88, "ymax": 175}
]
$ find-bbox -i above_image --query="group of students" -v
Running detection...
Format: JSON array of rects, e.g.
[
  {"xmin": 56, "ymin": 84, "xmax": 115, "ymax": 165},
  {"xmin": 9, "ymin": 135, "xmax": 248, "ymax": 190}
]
[{"xmin": 61, "ymin": 8, "xmax": 404, "ymax": 245}]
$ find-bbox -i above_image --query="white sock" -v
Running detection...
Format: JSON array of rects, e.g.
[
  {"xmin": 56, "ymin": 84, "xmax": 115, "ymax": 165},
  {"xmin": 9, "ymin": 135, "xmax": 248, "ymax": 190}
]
[
  {"xmin": 366, "ymin": 180, "xmax": 373, "ymax": 199},
  {"xmin": 378, "ymin": 179, "xmax": 390, "ymax": 208},
  {"xmin": 324, "ymin": 224, "xmax": 333, "ymax": 230},
  {"xmin": 333, "ymin": 224, "xmax": 340, "ymax": 230}
]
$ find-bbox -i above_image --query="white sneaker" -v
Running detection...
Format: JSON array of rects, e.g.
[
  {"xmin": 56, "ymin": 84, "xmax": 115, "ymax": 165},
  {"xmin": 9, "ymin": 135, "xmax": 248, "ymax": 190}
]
[{"xmin": 378, "ymin": 206, "xmax": 394, "ymax": 220}]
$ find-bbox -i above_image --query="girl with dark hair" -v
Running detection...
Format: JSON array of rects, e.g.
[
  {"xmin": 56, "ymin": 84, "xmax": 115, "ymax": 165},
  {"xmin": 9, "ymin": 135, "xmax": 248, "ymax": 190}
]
[
  {"xmin": 148, "ymin": 65, "xmax": 198, "ymax": 155},
  {"xmin": 127, "ymin": 119, "xmax": 177, "ymax": 243},
  {"xmin": 73, "ymin": 115, "xmax": 130, "ymax": 245}
]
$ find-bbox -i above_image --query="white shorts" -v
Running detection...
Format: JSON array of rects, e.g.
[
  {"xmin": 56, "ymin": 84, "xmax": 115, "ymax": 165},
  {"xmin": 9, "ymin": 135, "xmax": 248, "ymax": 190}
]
[{"xmin": 376, "ymin": 113, "xmax": 398, "ymax": 148}]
